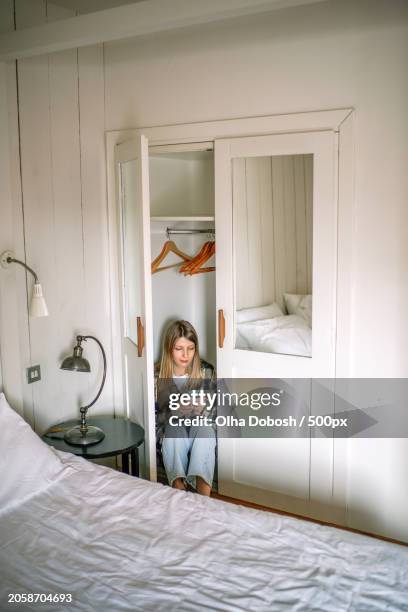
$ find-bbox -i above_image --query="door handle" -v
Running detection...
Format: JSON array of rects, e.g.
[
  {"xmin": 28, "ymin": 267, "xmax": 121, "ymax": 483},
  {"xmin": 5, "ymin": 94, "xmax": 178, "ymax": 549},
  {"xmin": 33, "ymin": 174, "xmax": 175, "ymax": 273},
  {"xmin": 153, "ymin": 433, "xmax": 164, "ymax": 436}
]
[
  {"xmin": 137, "ymin": 316, "xmax": 144, "ymax": 357},
  {"xmin": 218, "ymin": 309, "xmax": 225, "ymax": 348}
]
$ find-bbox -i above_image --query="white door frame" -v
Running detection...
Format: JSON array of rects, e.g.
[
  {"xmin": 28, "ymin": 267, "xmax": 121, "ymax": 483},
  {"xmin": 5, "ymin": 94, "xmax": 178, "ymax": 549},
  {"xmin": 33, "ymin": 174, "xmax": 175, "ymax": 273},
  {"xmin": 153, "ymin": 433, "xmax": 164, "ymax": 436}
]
[
  {"xmin": 106, "ymin": 109, "xmax": 354, "ymax": 492},
  {"xmin": 114, "ymin": 137, "xmax": 156, "ymax": 480}
]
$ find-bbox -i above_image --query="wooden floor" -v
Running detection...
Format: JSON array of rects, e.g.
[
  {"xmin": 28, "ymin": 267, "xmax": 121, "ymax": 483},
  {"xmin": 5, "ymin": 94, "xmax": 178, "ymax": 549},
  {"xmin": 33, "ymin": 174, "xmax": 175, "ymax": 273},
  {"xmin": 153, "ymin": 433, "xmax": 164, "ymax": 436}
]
[{"xmin": 211, "ymin": 492, "xmax": 408, "ymax": 548}]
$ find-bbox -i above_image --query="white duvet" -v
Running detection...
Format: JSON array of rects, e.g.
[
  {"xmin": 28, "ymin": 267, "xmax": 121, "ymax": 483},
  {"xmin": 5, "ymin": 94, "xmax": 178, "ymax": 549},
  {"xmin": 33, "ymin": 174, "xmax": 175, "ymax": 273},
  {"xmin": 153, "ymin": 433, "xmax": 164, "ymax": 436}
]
[
  {"xmin": 237, "ymin": 315, "xmax": 312, "ymax": 356},
  {"xmin": 1, "ymin": 450, "xmax": 408, "ymax": 612}
]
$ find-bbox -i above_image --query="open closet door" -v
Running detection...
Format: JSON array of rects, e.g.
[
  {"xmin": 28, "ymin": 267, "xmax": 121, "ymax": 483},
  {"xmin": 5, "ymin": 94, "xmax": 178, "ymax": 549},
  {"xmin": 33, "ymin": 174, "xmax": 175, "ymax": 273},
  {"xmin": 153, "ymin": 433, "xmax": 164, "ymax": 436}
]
[
  {"xmin": 215, "ymin": 131, "xmax": 340, "ymax": 522},
  {"xmin": 115, "ymin": 137, "xmax": 156, "ymax": 481}
]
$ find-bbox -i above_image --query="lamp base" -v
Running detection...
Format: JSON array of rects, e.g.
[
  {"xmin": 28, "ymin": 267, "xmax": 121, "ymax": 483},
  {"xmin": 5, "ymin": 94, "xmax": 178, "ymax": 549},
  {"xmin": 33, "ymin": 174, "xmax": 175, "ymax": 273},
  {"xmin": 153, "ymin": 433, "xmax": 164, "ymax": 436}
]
[{"xmin": 64, "ymin": 425, "xmax": 105, "ymax": 446}]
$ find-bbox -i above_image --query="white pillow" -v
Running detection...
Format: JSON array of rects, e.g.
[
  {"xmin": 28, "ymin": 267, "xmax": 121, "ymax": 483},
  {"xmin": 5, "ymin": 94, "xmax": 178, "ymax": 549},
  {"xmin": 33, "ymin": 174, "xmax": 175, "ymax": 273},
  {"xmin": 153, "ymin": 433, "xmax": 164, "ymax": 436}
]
[
  {"xmin": 238, "ymin": 315, "xmax": 312, "ymax": 357},
  {"xmin": 236, "ymin": 302, "xmax": 284, "ymax": 324},
  {"xmin": 284, "ymin": 294, "xmax": 312, "ymax": 327},
  {"xmin": 0, "ymin": 393, "xmax": 62, "ymax": 512}
]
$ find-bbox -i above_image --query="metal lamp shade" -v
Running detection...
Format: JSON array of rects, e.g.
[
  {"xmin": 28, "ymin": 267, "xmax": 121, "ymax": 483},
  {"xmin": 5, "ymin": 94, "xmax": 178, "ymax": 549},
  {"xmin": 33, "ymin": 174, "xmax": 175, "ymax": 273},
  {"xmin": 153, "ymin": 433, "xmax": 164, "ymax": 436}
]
[
  {"xmin": 60, "ymin": 342, "xmax": 90, "ymax": 373},
  {"xmin": 60, "ymin": 354, "xmax": 91, "ymax": 372}
]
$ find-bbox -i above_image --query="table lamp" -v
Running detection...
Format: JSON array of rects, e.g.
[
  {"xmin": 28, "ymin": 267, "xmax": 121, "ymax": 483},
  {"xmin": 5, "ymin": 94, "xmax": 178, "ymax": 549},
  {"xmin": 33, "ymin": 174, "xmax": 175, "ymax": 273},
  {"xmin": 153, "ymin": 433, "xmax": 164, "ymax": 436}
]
[{"xmin": 61, "ymin": 335, "xmax": 106, "ymax": 446}]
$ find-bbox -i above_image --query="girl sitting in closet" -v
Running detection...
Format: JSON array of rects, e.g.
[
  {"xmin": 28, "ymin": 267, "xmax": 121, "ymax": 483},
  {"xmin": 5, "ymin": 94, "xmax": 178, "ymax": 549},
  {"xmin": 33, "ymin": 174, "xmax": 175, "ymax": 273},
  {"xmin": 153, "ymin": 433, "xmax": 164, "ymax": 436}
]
[{"xmin": 155, "ymin": 320, "xmax": 216, "ymax": 496}]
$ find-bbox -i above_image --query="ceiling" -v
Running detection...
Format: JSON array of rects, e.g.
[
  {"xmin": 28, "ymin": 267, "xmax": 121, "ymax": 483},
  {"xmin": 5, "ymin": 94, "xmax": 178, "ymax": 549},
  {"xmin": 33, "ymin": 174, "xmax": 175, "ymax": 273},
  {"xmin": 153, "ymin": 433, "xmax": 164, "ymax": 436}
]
[{"xmin": 50, "ymin": 0, "xmax": 145, "ymax": 15}]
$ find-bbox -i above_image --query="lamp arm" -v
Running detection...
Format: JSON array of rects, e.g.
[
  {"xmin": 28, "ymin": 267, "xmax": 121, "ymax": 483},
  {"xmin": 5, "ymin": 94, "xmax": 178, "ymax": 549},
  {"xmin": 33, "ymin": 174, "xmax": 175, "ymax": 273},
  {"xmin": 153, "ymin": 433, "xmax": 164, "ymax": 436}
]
[
  {"xmin": 79, "ymin": 335, "xmax": 107, "ymax": 412},
  {"xmin": 7, "ymin": 256, "xmax": 39, "ymax": 283}
]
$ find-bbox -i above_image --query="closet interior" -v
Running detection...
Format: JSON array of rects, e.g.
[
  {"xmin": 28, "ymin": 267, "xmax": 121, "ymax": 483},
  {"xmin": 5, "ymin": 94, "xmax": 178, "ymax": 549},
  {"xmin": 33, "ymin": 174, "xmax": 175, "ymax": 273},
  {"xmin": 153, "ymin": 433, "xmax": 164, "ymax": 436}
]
[
  {"xmin": 149, "ymin": 146, "xmax": 216, "ymax": 370},
  {"xmin": 148, "ymin": 145, "xmax": 217, "ymax": 487}
]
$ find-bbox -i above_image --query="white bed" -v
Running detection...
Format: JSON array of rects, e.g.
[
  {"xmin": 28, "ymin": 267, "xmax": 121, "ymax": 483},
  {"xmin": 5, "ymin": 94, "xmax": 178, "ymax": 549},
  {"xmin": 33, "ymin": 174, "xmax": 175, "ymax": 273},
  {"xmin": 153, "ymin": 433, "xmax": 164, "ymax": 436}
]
[{"xmin": 1, "ymin": 393, "xmax": 408, "ymax": 612}]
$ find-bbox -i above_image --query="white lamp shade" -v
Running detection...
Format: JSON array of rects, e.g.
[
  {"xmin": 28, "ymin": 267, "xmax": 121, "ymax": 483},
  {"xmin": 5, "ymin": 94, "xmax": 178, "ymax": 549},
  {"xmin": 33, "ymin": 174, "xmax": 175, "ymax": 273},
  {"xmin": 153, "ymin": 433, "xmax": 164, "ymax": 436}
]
[{"xmin": 29, "ymin": 282, "xmax": 49, "ymax": 317}]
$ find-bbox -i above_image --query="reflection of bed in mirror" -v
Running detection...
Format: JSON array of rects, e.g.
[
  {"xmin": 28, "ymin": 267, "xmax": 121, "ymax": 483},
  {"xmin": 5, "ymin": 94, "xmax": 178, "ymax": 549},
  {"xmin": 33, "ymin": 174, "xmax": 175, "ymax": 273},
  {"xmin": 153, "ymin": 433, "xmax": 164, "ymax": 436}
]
[
  {"xmin": 235, "ymin": 294, "xmax": 312, "ymax": 357},
  {"xmin": 233, "ymin": 153, "xmax": 313, "ymax": 358}
]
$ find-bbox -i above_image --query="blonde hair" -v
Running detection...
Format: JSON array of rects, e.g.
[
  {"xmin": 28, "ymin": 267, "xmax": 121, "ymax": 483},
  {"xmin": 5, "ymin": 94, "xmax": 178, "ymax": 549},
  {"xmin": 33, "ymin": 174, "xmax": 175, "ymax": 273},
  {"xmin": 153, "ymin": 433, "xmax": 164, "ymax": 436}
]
[{"xmin": 158, "ymin": 320, "xmax": 202, "ymax": 383}]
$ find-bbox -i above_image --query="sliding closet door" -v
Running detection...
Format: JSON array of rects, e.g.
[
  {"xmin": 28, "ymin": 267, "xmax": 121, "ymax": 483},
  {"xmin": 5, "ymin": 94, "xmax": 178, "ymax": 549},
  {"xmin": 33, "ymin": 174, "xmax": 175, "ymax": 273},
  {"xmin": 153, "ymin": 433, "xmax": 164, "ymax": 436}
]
[
  {"xmin": 115, "ymin": 138, "xmax": 156, "ymax": 480},
  {"xmin": 215, "ymin": 131, "xmax": 340, "ymax": 521}
]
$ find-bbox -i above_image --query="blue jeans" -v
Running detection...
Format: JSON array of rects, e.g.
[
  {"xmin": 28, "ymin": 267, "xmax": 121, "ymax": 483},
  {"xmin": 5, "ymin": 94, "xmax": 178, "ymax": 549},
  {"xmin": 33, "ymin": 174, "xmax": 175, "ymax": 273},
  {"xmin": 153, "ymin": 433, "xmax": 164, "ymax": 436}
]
[{"xmin": 161, "ymin": 425, "xmax": 216, "ymax": 489}]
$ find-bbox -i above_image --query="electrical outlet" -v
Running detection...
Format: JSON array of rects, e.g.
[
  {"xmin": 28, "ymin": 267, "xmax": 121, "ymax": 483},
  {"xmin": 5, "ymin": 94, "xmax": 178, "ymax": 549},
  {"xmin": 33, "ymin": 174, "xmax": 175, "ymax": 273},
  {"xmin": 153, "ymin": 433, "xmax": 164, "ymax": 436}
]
[{"xmin": 27, "ymin": 365, "xmax": 41, "ymax": 384}]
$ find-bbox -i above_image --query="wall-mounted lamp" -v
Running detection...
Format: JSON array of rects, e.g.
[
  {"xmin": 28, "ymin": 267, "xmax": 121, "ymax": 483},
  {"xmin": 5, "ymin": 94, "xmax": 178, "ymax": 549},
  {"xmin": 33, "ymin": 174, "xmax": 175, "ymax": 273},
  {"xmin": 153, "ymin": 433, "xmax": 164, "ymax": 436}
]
[
  {"xmin": 1, "ymin": 251, "xmax": 48, "ymax": 317},
  {"xmin": 60, "ymin": 335, "xmax": 106, "ymax": 446}
]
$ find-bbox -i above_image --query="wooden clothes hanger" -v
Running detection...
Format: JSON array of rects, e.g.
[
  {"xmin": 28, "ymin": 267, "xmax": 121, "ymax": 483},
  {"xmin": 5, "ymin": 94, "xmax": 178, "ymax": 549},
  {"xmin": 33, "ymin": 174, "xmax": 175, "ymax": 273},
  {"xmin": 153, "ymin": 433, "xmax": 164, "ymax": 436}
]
[
  {"xmin": 189, "ymin": 240, "xmax": 215, "ymax": 275},
  {"xmin": 180, "ymin": 240, "xmax": 215, "ymax": 275},
  {"xmin": 151, "ymin": 240, "xmax": 192, "ymax": 274},
  {"xmin": 179, "ymin": 241, "xmax": 211, "ymax": 274},
  {"xmin": 190, "ymin": 267, "xmax": 216, "ymax": 274}
]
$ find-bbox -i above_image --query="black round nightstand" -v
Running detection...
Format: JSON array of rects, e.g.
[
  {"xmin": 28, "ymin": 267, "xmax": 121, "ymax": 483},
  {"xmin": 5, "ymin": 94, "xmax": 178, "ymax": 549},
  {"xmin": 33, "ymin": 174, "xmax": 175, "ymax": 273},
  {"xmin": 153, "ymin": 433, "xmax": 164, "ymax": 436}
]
[{"xmin": 42, "ymin": 416, "xmax": 144, "ymax": 477}]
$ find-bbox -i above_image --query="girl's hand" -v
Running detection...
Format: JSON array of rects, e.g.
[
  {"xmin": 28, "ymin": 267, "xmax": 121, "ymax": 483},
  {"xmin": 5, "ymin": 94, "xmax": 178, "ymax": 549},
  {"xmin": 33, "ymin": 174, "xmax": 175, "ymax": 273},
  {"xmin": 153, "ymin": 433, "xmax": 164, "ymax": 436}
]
[
  {"xmin": 177, "ymin": 400, "xmax": 205, "ymax": 417},
  {"xmin": 178, "ymin": 403, "xmax": 194, "ymax": 417},
  {"xmin": 191, "ymin": 399, "xmax": 207, "ymax": 416}
]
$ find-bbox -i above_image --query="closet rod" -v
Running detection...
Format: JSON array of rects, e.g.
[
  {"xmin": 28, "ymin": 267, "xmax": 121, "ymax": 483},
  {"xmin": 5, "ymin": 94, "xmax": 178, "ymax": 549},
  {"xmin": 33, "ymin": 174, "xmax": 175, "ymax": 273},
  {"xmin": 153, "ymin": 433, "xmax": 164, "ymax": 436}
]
[{"xmin": 166, "ymin": 228, "xmax": 215, "ymax": 236}]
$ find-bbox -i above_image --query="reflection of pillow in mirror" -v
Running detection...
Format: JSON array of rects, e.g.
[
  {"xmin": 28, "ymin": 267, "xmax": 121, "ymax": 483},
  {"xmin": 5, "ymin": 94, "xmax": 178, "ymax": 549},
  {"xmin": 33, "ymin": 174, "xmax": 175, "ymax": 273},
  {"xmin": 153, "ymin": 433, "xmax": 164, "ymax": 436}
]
[
  {"xmin": 284, "ymin": 294, "xmax": 312, "ymax": 327},
  {"xmin": 238, "ymin": 315, "xmax": 312, "ymax": 357},
  {"xmin": 236, "ymin": 302, "xmax": 284, "ymax": 324}
]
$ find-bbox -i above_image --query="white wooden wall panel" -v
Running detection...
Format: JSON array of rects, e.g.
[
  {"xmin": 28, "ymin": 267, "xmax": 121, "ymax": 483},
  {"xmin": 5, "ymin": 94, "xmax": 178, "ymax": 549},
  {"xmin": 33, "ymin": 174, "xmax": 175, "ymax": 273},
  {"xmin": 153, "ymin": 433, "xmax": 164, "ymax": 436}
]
[
  {"xmin": 271, "ymin": 156, "xmax": 286, "ymax": 312},
  {"xmin": 78, "ymin": 43, "xmax": 113, "ymax": 414},
  {"xmin": 11, "ymin": 0, "xmax": 112, "ymax": 431},
  {"xmin": 17, "ymin": 52, "xmax": 56, "ymax": 431},
  {"xmin": 305, "ymin": 154, "xmax": 313, "ymax": 291},
  {"xmin": 294, "ymin": 155, "xmax": 307, "ymax": 294},
  {"xmin": 15, "ymin": 0, "xmax": 46, "ymax": 29},
  {"xmin": 48, "ymin": 46, "xmax": 88, "ymax": 422},
  {"xmin": 282, "ymin": 156, "xmax": 297, "ymax": 293},
  {"xmin": 16, "ymin": 1, "xmax": 82, "ymax": 431},
  {"xmin": 259, "ymin": 157, "xmax": 274, "ymax": 305},
  {"xmin": 234, "ymin": 154, "xmax": 313, "ymax": 311},
  {"xmin": 0, "ymin": 61, "xmax": 22, "ymax": 409},
  {"xmin": 2, "ymin": 60, "xmax": 34, "ymax": 421},
  {"xmin": 232, "ymin": 158, "xmax": 247, "ymax": 310},
  {"xmin": 47, "ymin": 3, "xmax": 76, "ymax": 21},
  {"xmin": 0, "ymin": 1, "xmax": 32, "ymax": 418},
  {"xmin": 0, "ymin": 0, "xmax": 12, "ymax": 395},
  {"xmin": 246, "ymin": 158, "xmax": 264, "ymax": 306},
  {"xmin": 0, "ymin": 0, "xmax": 14, "ymax": 33}
]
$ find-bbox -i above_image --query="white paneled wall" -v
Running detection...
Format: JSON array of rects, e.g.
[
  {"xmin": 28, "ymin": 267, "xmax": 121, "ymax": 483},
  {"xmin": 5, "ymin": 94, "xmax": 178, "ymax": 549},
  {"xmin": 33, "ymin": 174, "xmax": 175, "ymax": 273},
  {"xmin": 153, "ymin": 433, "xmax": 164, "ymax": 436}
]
[
  {"xmin": 0, "ymin": 1, "xmax": 32, "ymax": 418},
  {"xmin": 0, "ymin": 0, "xmax": 113, "ymax": 432},
  {"xmin": 233, "ymin": 154, "xmax": 312, "ymax": 311},
  {"xmin": 0, "ymin": 1, "xmax": 14, "ymax": 33}
]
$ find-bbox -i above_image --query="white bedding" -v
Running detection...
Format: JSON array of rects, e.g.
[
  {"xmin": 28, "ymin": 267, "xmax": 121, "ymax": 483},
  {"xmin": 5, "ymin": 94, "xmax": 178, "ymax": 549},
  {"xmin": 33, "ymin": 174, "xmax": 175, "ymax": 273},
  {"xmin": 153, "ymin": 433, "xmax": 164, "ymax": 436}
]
[
  {"xmin": 237, "ymin": 315, "xmax": 312, "ymax": 356},
  {"xmin": 1, "ymin": 450, "xmax": 408, "ymax": 612}
]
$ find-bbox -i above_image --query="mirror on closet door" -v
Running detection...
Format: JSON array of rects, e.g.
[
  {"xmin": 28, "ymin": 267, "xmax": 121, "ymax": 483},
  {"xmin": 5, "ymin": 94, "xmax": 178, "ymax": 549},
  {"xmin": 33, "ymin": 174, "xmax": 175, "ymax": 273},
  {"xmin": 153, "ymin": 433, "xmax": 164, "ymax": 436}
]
[
  {"xmin": 120, "ymin": 159, "xmax": 142, "ymax": 346},
  {"xmin": 233, "ymin": 154, "xmax": 313, "ymax": 358}
]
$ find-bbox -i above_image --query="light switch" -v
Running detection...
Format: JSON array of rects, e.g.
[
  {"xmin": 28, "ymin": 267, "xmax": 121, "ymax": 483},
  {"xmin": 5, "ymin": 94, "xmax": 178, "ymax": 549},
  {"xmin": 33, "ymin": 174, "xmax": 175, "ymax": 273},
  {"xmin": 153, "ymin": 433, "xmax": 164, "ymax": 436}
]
[{"xmin": 27, "ymin": 365, "xmax": 41, "ymax": 384}]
